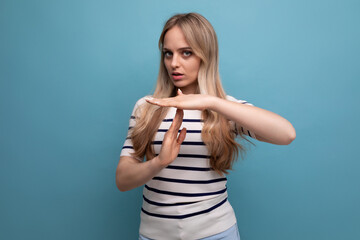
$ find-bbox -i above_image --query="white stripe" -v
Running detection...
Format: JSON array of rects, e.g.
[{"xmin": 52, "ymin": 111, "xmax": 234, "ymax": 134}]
[{"xmin": 142, "ymin": 191, "xmax": 228, "ymax": 216}]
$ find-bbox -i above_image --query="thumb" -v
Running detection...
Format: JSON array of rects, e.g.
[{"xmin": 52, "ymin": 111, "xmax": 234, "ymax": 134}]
[{"xmin": 177, "ymin": 88, "xmax": 184, "ymax": 95}]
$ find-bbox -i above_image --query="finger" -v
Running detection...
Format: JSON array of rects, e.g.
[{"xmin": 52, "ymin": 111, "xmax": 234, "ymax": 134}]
[
  {"xmin": 172, "ymin": 109, "xmax": 184, "ymax": 132},
  {"xmin": 168, "ymin": 109, "xmax": 183, "ymax": 137},
  {"xmin": 144, "ymin": 97, "xmax": 155, "ymax": 104},
  {"xmin": 146, "ymin": 97, "xmax": 177, "ymax": 108},
  {"xmin": 145, "ymin": 97, "xmax": 162, "ymax": 106},
  {"xmin": 177, "ymin": 128, "xmax": 187, "ymax": 144},
  {"xmin": 174, "ymin": 109, "xmax": 184, "ymax": 129}
]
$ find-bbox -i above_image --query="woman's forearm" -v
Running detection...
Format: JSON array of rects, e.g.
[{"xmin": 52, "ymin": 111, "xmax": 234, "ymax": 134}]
[
  {"xmin": 209, "ymin": 97, "xmax": 296, "ymax": 145},
  {"xmin": 144, "ymin": 93, "xmax": 296, "ymax": 145},
  {"xmin": 116, "ymin": 156, "xmax": 164, "ymax": 192}
]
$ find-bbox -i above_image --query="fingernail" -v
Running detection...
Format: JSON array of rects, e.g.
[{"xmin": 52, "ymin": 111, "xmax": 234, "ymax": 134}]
[{"xmin": 178, "ymin": 89, "xmax": 183, "ymax": 94}]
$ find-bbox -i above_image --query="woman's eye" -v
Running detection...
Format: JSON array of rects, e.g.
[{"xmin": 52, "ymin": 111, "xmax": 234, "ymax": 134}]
[
  {"xmin": 163, "ymin": 51, "xmax": 172, "ymax": 57},
  {"xmin": 183, "ymin": 51, "xmax": 192, "ymax": 57},
  {"xmin": 163, "ymin": 50, "xmax": 192, "ymax": 58}
]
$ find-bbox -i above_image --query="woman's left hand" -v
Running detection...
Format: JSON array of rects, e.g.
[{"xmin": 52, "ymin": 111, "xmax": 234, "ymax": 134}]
[{"xmin": 145, "ymin": 89, "xmax": 214, "ymax": 110}]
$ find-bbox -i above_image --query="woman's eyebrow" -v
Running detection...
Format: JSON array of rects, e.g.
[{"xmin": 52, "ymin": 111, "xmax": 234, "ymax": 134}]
[{"xmin": 163, "ymin": 47, "xmax": 192, "ymax": 51}]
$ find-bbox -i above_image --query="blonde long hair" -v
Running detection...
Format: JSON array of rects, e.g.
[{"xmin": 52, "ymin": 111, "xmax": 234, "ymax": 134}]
[{"xmin": 130, "ymin": 12, "xmax": 253, "ymax": 175}]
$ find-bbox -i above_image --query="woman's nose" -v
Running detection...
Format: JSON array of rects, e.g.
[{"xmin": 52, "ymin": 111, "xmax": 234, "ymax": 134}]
[{"xmin": 171, "ymin": 54, "xmax": 180, "ymax": 68}]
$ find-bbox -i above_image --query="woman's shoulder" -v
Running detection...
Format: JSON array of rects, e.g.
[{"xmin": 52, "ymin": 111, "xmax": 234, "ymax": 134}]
[
  {"xmin": 225, "ymin": 95, "xmax": 254, "ymax": 106},
  {"xmin": 130, "ymin": 95, "xmax": 152, "ymax": 116}
]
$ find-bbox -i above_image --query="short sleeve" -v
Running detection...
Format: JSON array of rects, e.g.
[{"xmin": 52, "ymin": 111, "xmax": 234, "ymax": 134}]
[
  {"xmin": 226, "ymin": 95, "xmax": 257, "ymax": 139},
  {"xmin": 119, "ymin": 97, "xmax": 148, "ymax": 162}
]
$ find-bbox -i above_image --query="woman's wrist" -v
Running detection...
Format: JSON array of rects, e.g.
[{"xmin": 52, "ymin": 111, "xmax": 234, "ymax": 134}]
[
  {"xmin": 150, "ymin": 156, "xmax": 167, "ymax": 172},
  {"xmin": 206, "ymin": 95, "xmax": 222, "ymax": 111}
]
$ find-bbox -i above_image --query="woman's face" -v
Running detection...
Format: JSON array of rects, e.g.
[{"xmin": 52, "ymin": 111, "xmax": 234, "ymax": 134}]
[{"xmin": 163, "ymin": 26, "xmax": 201, "ymax": 94}]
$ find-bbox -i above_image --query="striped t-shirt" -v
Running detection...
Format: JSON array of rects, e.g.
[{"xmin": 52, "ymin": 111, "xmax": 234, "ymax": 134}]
[{"xmin": 120, "ymin": 95, "xmax": 256, "ymax": 240}]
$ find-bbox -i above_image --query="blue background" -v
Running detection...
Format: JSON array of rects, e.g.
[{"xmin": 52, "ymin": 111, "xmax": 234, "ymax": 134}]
[{"xmin": 1, "ymin": 0, "xmax": 359, "ymax": 239}]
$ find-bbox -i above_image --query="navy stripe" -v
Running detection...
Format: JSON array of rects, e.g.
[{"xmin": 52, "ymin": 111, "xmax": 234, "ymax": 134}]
[
  {"xmin": 177, "ymin": 154, "xmax": 209, "ymax": 158},
  {"xmin": 157, "ymin": 129, "xmax": 168, "ymax": 133},
  {"xmin": 183, "ymin": 129, "xmax": 202, "ymax": 133},
  {"xmin": 166, "ymin": 165, "xmax": 212, "ymax": 171},
  {"xmin": 125, "ymin": 137, "xmax": 131, "ymax": 140},
  {"xmin": 122, "ymin": 146, "xmax": 133, "ymax": 149},
  {"xmin": 234, "ymin": 125, "xmax": 239, "ymax": 135},
  {"xmin": 145, "ymin": 185, "xmax": 226, "ymax": 197},
  {"xmin": 143, "ymin": 195, "xmax": 197, "ymax": 206},
  {"xmin": 163, "ymin": 118, "xmax": 204, "ymax": 122},
  {"xmin": 157, "ymin": 129, "xmax": 202, "ymax": 133},
  {"xmin": 152, "ymin": 177, "xmax": 227, "ymax": 184},
  {"xmin": 128, "ymin": 126, "xmax": 133, "ymax": 130},
  {"xmin": 130, "ymin": 116, "xmax": 136, "ymax": 119},
  {"xmin": 241, "ymin": 101, "xmax": 249, "ymax": 104},
  {"xmin": 156, "ymin": 153, "xmax": 210, "ymax": 159},
  {"xmin": 141, "ymin": 198, "xmax": 228, "ymax": 219},
  {"xmin": 247, "ymin": 130, "xmax": 252, "ymax": 137},
  {"xmin": 180, "ymin": 142, "xmax": 206, "ymax": 146},
  {"xmin": 152, "ymin": 141, "xmax": 205, "ymax": 146}
]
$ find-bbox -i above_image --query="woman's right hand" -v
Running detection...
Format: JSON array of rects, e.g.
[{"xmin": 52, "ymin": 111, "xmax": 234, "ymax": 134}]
[{"xmin": 155, "ymin": 108, "xmax": 187, "ymax": 168}]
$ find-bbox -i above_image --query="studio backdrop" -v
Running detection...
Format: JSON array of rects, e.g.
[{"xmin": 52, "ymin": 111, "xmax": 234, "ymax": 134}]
[{"xmin": 1, "ymin": 0, "xmax": 359, "ymax": 239}]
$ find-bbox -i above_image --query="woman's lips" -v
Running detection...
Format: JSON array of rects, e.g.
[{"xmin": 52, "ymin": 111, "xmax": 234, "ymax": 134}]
[{"xmin": 172, "ymin": 74, "xmax": 184, "ymax": 80}]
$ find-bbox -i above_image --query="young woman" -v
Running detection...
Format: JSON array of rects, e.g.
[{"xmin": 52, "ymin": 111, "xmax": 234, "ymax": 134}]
[{"xmin": 116, "ymin": 12, "xmax": 296, "ymax": 240}]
